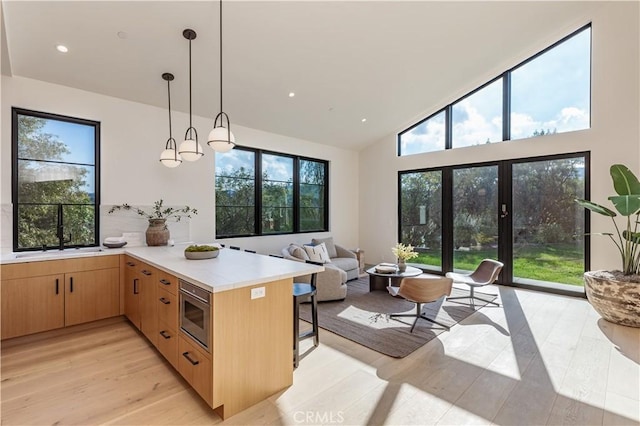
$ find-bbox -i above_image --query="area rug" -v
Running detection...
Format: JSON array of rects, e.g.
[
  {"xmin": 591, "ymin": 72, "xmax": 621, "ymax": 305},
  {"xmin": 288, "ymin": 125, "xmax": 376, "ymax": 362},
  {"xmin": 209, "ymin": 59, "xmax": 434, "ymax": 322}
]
[{"xmin": 299, "ymin": 276, "xmax": 496, "ymax": 358}]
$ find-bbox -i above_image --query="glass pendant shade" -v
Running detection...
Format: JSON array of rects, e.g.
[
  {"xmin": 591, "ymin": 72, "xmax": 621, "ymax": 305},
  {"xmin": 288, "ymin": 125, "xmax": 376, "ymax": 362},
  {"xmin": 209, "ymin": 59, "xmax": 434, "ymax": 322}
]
[
  {"xmin": 179, "ymin": 137, "xmax": 204, "ymax": 162},
  {"xmin": 208, "ymin": 126, "xmax": 236, "ymax": 153},
  {"xmin": 160, "ymin": 148, "xmax": 182, "ymax": 168}
]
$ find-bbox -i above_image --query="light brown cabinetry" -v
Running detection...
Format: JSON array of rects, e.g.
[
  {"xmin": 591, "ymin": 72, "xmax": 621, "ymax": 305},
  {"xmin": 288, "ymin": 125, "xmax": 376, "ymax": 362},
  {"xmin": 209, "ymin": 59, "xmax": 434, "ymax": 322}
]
[
  {"xmin": 1, "ymin": 274, "xmax": 65, "ymax": 339},
  {"xmin": 139, "ymin": 266, "xmax": 158, "ymax": 346},
  {"xmin": 65, "ymin": 268, "xmax": 120, "ymax": 326},
  {"xmin": 0, "ymin": 256, "xmax": 120, "ymax": 340},
  {"xmin": 178, "ymin": 334, "xmax": 212, "ymax": 402},
  {"xmin": 123, "ymin": 258, "xmax": 141, "ymax": 329}
]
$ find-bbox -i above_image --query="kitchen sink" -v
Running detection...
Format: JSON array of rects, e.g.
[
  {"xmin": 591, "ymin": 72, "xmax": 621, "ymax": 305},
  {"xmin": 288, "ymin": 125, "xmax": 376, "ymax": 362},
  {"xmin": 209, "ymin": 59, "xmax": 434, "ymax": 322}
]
[{"xmin": 14, "ymin": 247, "xmax": 104, "ymax": 259}]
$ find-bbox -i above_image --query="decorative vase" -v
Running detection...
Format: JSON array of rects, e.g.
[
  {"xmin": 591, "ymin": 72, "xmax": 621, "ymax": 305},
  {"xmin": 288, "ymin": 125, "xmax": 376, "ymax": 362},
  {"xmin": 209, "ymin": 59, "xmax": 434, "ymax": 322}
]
[
  {"xmin": 584, "ymin": 270, "xmax": 640, "ymax": 327},
  {"xmin": 397, "ymin": 260, "xmax": 407, "ymax": 273},
  {"xmin": 146, "ymin": 219, "xmax": 169, "ymax": 246}
]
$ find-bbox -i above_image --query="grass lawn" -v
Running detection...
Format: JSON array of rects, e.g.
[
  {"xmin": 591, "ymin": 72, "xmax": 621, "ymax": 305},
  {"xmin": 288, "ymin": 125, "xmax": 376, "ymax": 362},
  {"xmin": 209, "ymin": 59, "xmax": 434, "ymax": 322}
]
[{"xmin": 413, "ymin": 244, "xmax": 584, "ymax": 286}]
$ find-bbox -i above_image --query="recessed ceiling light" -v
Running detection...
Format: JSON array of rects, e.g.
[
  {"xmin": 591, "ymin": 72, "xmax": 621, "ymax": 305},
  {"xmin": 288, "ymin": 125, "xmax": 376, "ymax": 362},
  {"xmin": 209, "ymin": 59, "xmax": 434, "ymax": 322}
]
[
  {"xmin": 56, "ymin": 44, "xmax": 68, "ymax": 53},
  {"xmin": 117, "ymin": 31, "xmax": 128, "ymax": 39},
  {"xmin": 288, "ymin": 92, "xmax": 295, "ymax": 98},
  {"xmin": 361, "ymin": 118, "xmax": 367, "ymax": 123}
]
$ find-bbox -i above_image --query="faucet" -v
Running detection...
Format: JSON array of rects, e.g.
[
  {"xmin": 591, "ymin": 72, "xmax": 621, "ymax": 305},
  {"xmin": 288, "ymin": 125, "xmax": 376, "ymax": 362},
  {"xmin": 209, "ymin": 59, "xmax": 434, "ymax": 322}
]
[{"xmin": 56, "ymin": 204, "xmax": 72, "ymax": 250}]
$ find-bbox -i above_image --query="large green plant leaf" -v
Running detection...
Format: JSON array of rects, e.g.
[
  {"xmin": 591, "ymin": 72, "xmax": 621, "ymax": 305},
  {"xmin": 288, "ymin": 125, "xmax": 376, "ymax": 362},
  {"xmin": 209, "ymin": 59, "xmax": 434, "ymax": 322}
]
[
  {"xmin": 575, "ymin": 198, "xmax": 616, "ymax": 217},
  {"xmin": 608, "ymin": 195, "xmax": 640, "ymax": 216},
  {"xmin": 610, "ymin": 164, "xmax": 640, "ymax": 196}
]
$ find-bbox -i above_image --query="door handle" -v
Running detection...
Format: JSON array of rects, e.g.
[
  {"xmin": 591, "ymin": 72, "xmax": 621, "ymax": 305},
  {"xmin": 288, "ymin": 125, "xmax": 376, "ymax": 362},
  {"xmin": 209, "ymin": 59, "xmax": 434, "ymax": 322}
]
[
  {"xmin": 55, "ymin": 278, "xmax": 59, "ymax": 295},
  {"xmin": 133, "ymin": 278, "xmax": 139, "ymax": 295},
  {"xmin": 182, "ymin": 352, "xmax": 199, "ymax": 366},
  {"xmin": 500, "ymin": 204, "xmax": 509, "ymax": 218},
  {"xmin": 69, "ymin": 277, "xmax": 74, "ymax": 293}
]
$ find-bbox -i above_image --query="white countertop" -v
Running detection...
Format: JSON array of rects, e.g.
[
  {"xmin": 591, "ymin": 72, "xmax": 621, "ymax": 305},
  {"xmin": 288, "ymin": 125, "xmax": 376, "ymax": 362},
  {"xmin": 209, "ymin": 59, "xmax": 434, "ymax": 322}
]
[
  {"xmin": 0, "ymin": 246, "xmax": 126, "ymax": 263},
  {"xmin": 127, "ymin": 244, "xmax": 323, "ymax": 293},
  {"xmin": 1, "ymin": 243, "xmax": 323, "ymax": 294}
]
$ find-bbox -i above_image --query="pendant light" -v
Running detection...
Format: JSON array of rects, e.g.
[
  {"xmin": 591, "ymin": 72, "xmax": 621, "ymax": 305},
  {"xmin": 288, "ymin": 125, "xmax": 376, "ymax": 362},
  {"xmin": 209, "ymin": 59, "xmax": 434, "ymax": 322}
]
[
  {"xmin": 178, "ymin": 29, "xmax": 204, "ymax": 161},
  {"xmin": 207, "ymin": 0, "xmax": 236, "ymax": 153},
  {"xmin": 159, "ymin": 73, "xmax": 182, "ymax": 168}
]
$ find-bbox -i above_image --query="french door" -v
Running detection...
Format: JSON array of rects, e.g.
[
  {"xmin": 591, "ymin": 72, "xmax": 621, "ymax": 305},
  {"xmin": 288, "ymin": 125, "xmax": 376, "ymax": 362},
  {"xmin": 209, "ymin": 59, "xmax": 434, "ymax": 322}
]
[{"xmin": 399, "ymin": 152, "xmax": 588, "ymax": 291}]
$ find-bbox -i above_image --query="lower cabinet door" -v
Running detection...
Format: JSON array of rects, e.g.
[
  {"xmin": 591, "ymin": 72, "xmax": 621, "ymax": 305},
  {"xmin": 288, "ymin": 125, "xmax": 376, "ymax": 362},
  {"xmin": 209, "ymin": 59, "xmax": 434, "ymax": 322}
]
[
  {"xmin": 65, "ymin": 268, "xmax": 120, "ymax": 326},
  {"xmin": 178, "ymin": 334, "xmax": 212, "ymax": 404},
  {"xmin": 157, "ymin": 322, "xmax": 178, "ymax": 368}
]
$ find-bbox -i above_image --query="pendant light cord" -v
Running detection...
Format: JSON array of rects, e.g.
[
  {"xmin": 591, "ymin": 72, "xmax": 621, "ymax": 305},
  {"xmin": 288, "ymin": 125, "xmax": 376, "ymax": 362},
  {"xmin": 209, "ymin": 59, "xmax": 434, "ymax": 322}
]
[
  {"xmin": 167, "ymin": 78, "xmax": 173, "ymax": 139},
  {"xmin": 189, "ymin": 37, "xmax": 193, "ymax": 132},
  {"xmin": 219, "ymin": 0, "xmax": 223, "ymax": 115}
]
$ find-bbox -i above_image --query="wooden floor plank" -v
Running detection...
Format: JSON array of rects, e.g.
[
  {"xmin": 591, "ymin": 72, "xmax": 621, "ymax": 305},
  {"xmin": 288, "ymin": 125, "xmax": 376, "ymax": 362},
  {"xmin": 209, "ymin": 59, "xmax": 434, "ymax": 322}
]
[{"xmin": 1, "ymin": 287, "xmax": 639, "ymax": 426}]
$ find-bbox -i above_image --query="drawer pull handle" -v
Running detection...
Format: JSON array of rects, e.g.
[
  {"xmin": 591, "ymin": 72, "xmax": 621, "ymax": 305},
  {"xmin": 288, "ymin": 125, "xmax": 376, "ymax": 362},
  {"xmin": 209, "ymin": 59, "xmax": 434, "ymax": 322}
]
[
  {"xmin": 182, "ymin": 352, "xmax": 199, "ymax": 366},
  {"xmin": 159, "ymin": 330, "xmax": 171, "ymax": 339},
  {"xmin": 159, "ymin": 297, "xmax": 170, "ymax": 305},
  {"xmin": 126, "ymin": 261, "xmax": 135, "ymax": 267},
  {"xmin": 159, "ymin": 279, "xmax": 171, "ymax": 286},
  {"xmin": 142, "ymin": 270, "xmax": 152, "ymax": 276}
]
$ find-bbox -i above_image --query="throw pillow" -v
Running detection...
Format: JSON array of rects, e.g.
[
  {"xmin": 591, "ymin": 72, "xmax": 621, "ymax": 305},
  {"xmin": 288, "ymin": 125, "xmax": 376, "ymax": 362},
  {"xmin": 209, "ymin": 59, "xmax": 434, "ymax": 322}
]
[
  {"xmin": 311, "ymin": 237, "xmax": 337, "ymax": 258},
  {"xmin": 288, "ymin": 244, "xmax": 310, "ymax": 261},
  {"xmin": 303, "ymin": 242, "xmax": 332, "ymax": 264}
]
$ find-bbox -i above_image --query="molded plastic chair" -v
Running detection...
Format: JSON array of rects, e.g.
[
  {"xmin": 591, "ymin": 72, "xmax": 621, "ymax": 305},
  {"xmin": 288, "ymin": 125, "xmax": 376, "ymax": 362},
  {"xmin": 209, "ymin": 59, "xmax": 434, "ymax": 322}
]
[
  {"xmin": 446, "ymin": 259, "xmax": 504, "ymax": 308},
  {"xmin": 388, "ymin": 276, "xmax": 453, "ymax": 333}
]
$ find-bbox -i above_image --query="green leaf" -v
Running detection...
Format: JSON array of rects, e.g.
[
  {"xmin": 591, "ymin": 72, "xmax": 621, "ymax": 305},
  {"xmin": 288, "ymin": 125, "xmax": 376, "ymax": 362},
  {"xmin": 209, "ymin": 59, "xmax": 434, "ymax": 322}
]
[
  {"xmin": 610, "ymin": 164, "xmax": 640, "ymax": 196},
  {"xmin": 608, "ymin": 195, "xmax": 640, "ymax": 216},
  {"xmin": 575, "ymin": 198, "xmax": 616, "ymax": 217},
  {"xmin": 622, "ymin": 230, "xmax": 640, "ymax": 244}
]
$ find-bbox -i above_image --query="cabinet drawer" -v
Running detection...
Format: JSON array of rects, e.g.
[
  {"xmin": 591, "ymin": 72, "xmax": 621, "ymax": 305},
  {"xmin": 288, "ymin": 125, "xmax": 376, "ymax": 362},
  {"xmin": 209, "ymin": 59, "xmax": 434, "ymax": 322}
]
[
  {"xmin": 157, "ymin": 321, "xmax": 178, "ymax": 368},
  {"xmin": 157, "ymin": 270, "xmax": 178, "ymax": 295},
  {"xmin": 178, "ymin": 335, "xmax": 212, "ymax": 404},
  {"xmin": 157, "ymin": 288, "xmax": 178, "ymax": 330}
]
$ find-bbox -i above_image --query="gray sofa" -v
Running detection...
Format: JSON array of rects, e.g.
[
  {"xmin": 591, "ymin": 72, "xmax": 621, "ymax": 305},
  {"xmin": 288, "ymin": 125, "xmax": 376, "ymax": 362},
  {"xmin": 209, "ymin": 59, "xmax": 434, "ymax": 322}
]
[{"xmin": 310, "ymin": 237, "xmax": 360, "ymax": 281}]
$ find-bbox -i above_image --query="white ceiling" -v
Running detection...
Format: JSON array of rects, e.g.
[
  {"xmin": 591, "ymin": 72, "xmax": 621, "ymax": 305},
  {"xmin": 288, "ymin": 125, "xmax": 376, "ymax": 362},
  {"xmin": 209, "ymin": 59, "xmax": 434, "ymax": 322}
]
[{"xmin": 1, "ymin": 1, "xmax": 599, "ymax": 151}]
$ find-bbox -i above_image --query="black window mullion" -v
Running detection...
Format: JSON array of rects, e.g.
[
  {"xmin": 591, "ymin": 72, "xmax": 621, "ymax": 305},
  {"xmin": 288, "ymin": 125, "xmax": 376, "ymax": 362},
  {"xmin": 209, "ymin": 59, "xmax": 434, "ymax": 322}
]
[
  {"xmin": 498, "ymin": 162, "xmax": 512, "ymax": 285},
  {"xmin": 503, "ymin": 72, "xmax": 511, "ymax": 141},
  {"xmin": 255, "ymin": 151, "xmax": 262, "ymax": 235},
  {"xmin": 441, "ymin": 167, "xmax": 454, "ymax": 273},
  {"xmin": 445, "ymin": 106, "xmax": 452, "ymax": 150},
  {"xmin": 293, "ymin": 158, "xmax": 300, "ymax": 233}
]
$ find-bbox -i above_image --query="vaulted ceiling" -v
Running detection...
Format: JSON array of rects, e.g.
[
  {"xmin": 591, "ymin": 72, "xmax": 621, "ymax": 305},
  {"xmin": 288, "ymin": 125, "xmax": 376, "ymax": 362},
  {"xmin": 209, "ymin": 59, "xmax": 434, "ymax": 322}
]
[{"xmin": 1, "ymin": 1, "xmax": 600, "ymax": 150}]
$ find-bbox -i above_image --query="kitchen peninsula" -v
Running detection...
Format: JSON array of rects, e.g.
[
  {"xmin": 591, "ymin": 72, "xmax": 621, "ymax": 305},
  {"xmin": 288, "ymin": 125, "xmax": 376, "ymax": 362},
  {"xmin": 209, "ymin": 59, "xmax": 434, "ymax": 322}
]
[{"xmin": 1, "ymin": 244, "xmax": 323, "ymax": 420}]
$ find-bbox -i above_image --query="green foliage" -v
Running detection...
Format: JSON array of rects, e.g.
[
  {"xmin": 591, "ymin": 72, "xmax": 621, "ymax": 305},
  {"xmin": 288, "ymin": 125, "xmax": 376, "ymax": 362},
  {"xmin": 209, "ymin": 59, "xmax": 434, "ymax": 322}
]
[
  {"xmin": 109, "ymin": 199, "xmax": 197, "ymax": 222},
  {"xmin": 184, "ymin": 244, "xmax": 219, "ymax": 252},
  {"xmin": 16, "ymin": 115, "xmax": 96, "ymax": 249},
  {"xmin": 576, "ymin": 164, "xmax": 640, "ymax": 275}
]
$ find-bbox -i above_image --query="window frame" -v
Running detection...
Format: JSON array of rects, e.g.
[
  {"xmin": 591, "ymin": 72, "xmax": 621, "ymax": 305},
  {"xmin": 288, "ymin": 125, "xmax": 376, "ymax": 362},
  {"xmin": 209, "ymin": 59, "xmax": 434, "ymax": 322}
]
[
  {"xmin": 398, "ymin": 23, "xmax": 592, "ymax": 156},
  {"xmin": 12, "ymin": 107, "xmax": 101, "ymax": 252},
  {"xmin": 215, "ymin": 146, "xmax": 329, "ymax": 238}
]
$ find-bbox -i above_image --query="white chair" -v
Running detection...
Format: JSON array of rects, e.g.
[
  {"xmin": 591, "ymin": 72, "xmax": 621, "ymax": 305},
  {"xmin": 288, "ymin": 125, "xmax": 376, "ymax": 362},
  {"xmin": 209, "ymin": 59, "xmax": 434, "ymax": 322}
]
[{"xmin": 446, "ymin": 259, "xmax": 503, "ymax": 308}]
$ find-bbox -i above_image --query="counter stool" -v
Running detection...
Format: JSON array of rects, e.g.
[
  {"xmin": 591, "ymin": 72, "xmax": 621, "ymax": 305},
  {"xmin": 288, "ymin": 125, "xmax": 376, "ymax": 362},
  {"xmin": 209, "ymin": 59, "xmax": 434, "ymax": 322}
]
[{"xmin": 293, "ymin": 260, "xmax": 320, "ymax": 368}]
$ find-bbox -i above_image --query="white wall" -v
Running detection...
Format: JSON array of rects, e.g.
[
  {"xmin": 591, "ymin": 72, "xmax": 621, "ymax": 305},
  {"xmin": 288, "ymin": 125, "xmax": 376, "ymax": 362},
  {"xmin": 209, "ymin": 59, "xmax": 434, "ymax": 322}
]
[
  {"xmin": 0, "ymin": 76, "xmax": 359, "ymax": 255},
  {"xmin": 358, "ymin": 2, "xmax": 640, "ymax": 271}
]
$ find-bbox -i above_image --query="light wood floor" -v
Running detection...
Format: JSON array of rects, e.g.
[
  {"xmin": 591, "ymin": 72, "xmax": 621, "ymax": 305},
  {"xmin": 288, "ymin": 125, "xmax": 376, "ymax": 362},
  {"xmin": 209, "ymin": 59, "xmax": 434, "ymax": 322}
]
[{"xmin": 1, "ymin": 284, "xmax": 639, "ymax": 425}]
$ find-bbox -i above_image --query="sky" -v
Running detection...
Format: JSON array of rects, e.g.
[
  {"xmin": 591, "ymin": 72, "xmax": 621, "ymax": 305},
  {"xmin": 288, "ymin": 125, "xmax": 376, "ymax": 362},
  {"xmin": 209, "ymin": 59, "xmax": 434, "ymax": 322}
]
[
  {"xmin": 216, "ymin": 150, "xmax": 294, "ymax": 182},
  {"xmin": 401, "ymin": 26, "xmax": 591, "ymax": 156}
]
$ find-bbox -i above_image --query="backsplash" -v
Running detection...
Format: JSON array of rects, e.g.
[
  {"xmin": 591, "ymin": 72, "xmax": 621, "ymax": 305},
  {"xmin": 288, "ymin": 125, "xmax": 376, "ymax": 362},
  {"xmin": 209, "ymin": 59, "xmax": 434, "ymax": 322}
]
[{"xmin": 0, "ymin": 204, "xmax": 191, "ymax": 254}]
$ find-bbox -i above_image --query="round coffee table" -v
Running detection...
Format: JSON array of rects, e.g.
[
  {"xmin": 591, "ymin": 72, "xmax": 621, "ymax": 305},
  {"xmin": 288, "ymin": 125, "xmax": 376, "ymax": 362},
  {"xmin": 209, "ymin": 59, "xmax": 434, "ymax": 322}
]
[{"xmin": 366, "ymin": 265, "xmax": 422, "ymax": 292}]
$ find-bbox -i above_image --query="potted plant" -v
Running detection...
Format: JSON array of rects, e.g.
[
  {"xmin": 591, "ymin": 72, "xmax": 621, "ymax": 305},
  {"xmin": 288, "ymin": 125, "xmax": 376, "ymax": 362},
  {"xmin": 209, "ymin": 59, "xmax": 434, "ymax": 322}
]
[
  {"xmin": 392, "ymin": 242, "xmax": 418, "ymax": 272},
  {"xmin": 575, "ymin": 164, "xmax": 640, "ymax": 327},
  {"xmin": 109, "ymin": 200, "xmax": 197, "ymax": 246}
]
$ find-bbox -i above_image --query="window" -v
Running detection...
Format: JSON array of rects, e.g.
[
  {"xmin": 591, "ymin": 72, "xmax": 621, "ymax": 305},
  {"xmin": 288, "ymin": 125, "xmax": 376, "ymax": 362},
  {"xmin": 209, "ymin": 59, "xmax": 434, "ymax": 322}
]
[
  {"xmin": 12, "ymin": 108, "xmax": 100, "ymax": 251},
  {"xmin": 398, "ymin": 25, "xmax": 591, "ymax": 156},
  {"xmin": 398, "ymin": 111, "xmax": 446, "ymax": 155},
  {"xmin": 511, "ymin": 28, "xmax": 591, "ymax": 139},
  {"xmin": 214, "ymin": 149, "xmax": 257, "ymax": 236},
  {"xmin": 215, "ymin": 147, "xmax": 328, "ymax": 238},
  {"xmin": 452, "ymin": 78, "xmax": 503, "ymax": 148},
  {"xmin": 262, "ymin": 154, "xmax": 294, "ymax": 234}
]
